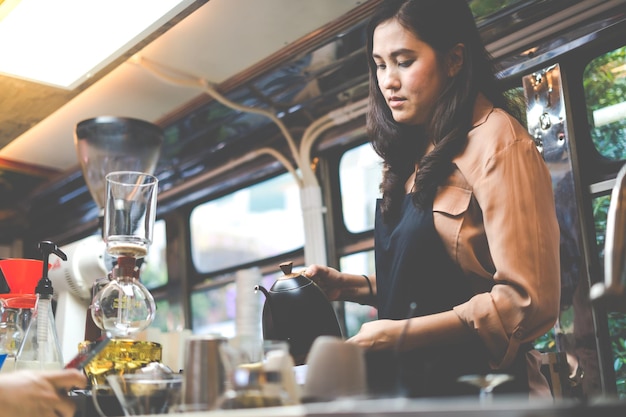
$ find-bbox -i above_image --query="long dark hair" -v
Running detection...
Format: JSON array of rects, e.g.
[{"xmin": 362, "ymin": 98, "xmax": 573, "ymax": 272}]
[{"xmin": 366, "ymin": 0, "xmax": 508, "ymax": 222}]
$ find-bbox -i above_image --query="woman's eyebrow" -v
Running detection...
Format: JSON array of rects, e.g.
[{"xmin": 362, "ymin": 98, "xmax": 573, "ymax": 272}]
[{"xmin": 372, "ymin": 48, "xmax": 416, "ymax": 60}]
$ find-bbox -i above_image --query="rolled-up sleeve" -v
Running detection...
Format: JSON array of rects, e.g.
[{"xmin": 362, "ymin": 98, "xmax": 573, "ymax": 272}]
[{"xmin": 451, "ymin": 112, "xmax": 561, "ymax": 369}]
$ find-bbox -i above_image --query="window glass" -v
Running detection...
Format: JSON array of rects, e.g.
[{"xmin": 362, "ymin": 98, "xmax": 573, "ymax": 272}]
[
  {"xmin": 190, "ymin": 172, "xmax": 304, "ymax": 273},
  {"xmin": 191, "ymin": 278, "xmax": 238, "ymax": 337},
  {"xmin": 469, "ymin": 0, "xmax": 524, "ymax": 20},
  {"xmin": 190, "ymin": 267, "xmax": 295, "ymax": 337},
  {"xmin": 339, "ymin": 143, "xmax": 382, "ymax": 233},
  {"xmin": 150, "ymin": 299, "xmax": 185, "ymax": 332},
  {"xmin": 592, "ymin": 194, "xmax": 626, "ymax": 398},
  {"xmin": 505, "ymin": 86, "xmax": 527, "ymax": 128},
  {"xmin": 340, "ymin": 251, "xmax": 377, "ymax": 338},
  {"xmin": 141, "ymin": 219, "xmax": 168, "ymax": 289},
  {"xmin": 586, "ymin": 45, "xmax": 626, "ymax": 397},
  {"xmin": 584, "ymin": 46, "xmax": 626, "ymax": 160}
]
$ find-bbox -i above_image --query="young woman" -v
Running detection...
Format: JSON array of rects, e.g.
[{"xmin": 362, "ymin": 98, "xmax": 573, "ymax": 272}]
[{"xmin": 304, "ymin": 0, "xmax": 560, "ymax": 398}]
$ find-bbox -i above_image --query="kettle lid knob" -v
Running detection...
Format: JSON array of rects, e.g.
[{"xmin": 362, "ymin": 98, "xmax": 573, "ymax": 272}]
[
  {"xmin": 279, "ymin": 262, "xmax": 293, "ymax": 276},
  {"xmin": 275, "ymin": 261, "xmax": 308, "ymax": 285}
]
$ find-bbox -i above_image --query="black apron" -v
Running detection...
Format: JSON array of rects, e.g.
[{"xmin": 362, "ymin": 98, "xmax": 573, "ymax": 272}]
[{"xmin": 368, "ymin": 194, "xmax": 529, "ymax": 398}]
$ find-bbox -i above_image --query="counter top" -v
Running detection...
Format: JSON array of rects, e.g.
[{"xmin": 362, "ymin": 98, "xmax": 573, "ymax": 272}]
[{"xmin": 116, "ymin": 396, "xmax": 626, "ymax": 417}]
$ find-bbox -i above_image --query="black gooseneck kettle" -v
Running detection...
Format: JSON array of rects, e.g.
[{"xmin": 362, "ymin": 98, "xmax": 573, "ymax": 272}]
[{"xmin": 255, "ymin": 262, "xmax": 343, "ymax": 365}]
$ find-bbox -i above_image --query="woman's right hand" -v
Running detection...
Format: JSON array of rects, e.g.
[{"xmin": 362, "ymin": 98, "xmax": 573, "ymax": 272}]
[
  {"xmin": 303, "ymin": 264, "xmax": 344, "ymax": 301},
  {"xmin": 0, "ymin": 368, "xmax": 87, "ymax": 417}
]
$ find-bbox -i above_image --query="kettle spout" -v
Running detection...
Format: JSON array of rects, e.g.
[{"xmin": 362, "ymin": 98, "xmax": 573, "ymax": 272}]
[
  {"xmin": 254, "ymin": 285, "xmax": 273, "ymax": 321},
  {"xmin": 255, "ymin": 285, "xmax": 270, "ymax": 299}
]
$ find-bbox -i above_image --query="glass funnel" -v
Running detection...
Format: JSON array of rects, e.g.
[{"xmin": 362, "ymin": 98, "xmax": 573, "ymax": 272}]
[{"xmin": 103, "ymin": 171, "xmax": 158, "ymax": 257}]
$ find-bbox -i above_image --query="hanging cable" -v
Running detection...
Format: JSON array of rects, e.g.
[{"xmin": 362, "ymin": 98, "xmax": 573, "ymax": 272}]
[
  {"xmin": 132, "ymin": 55, "xmax": 368, "ymax": 266},
  {"xmin": 132, "ymin": 56, "xmax": 302, "ymax": 183}
]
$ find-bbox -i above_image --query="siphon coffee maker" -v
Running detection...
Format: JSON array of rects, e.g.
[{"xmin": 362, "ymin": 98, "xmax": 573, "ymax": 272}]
[
  {"xmin": 72, "ymin": 118, "xmax": 165, "ymax": 416},
  {"xmin": 87, "ymin": 171, "xmax": 165, "ymax": 417},
  {"xmin": 90, "ymin": 171, "xmax": 159, "ymax": 337}
]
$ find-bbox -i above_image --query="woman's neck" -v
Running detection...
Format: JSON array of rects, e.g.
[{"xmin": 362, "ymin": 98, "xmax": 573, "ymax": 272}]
[{"xmin": 406, "ymin": 141, "xmax": 435, "ymax": 194}]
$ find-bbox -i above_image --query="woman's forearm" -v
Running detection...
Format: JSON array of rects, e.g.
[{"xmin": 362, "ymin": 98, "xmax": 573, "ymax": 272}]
[
  {"xmin": 339, "ymin": 273, "xmax": 377, "ymax": 306},
  {"xmin": 401, "ymin": 310, "xmax": 474, "ymax": 350},
  {"xmin": 347, "ymin": 310, "xmax": 475, "ymax": 351}
]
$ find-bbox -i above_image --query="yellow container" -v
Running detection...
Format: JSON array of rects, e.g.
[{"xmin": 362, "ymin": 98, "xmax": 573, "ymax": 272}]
[{"xmin": 79, "ymin": 339, "xmax": 162, "ymax": 386}]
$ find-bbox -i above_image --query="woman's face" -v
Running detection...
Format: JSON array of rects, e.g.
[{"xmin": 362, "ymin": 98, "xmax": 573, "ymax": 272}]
[{"xmin": 372, "ymin": 19, "xmax": 447, "ymax": 126}]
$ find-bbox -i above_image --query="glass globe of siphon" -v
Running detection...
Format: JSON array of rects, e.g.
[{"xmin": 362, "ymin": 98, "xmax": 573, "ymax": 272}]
[{"xmin": 91, "ymin": 256, "xmax": 156, "ymax": 337}]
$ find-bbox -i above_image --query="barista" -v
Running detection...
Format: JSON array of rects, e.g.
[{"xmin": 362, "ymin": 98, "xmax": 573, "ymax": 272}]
[
  {"xmin": 0, "ymin": 368, "xmax": 86, "ymax": 417},
  {"xmin": 304, "ymin": 0, "xmax": 560, "ymax": 398}
]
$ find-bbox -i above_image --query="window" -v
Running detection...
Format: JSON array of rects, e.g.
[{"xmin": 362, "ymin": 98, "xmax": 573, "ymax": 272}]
[
  {"xmin": 339, "ymin": 142, "xmax": 382, "ymax": 233},
  {"xmin": 191, "ymin": 278, "xmax": 238, "ymax": 337},
  {"xmin": 469, "ymin": 0, "xmax": 525, "ymax": 21},
  {"xmin": 141, "ymin": 219, "xmax": 168, "ymax": 290},
  {"xmin": 151, "ymin": 299, "xmax": 185, "ymax": 333},
  {"xmin": 338, "ymin": 142, "xmax": 380, "ymax": 337},
  {"xmin": 505, "ymin": 86, "xmax": 527, "ymax": 128},
  {"xmin": 584, "ymin": 46, "xmax": 626, "ymax": 160},
  {"xmin": 189, "ymin": 172, "xmax": 304, "ymax": 273},
  {"xmin": 591, "ymin": 194, "xmax": 626, "ymax": 397},
  {"xmin": 585, "ymin": 45, "xmax": 626, "ymax": 398},
  {"xmin": 190, "ymin": 267, "xmax": 296, "ymax": 337},
  {"xmin": 340, "ymin": 251, "xmax": 377, "ymax": 338}
]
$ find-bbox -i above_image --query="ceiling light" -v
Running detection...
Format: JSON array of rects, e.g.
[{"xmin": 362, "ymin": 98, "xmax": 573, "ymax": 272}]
[{"xmin": 0, "ymin": 0, "xmax": 196, "ymax": 89}]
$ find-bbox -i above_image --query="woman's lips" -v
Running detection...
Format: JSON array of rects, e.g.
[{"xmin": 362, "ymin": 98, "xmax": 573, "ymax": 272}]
[{"xmin": 388, "ymin": 97, "xmax": 405, "ymax": 108}]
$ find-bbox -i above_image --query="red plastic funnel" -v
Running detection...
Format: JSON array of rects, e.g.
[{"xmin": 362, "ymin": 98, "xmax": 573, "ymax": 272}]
[
  {"xmin": 2, "ymin": 294, "xmax": 38, "ymax": 309},
  {"xmin": 0, "ymin": 259, "xmax": 43, "ymax": 295}
]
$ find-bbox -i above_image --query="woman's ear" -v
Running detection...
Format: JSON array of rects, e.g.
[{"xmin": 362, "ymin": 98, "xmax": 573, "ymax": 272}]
[{"xmin": 446, "ymin": 43, "xmax": 465, "ymax": 77}]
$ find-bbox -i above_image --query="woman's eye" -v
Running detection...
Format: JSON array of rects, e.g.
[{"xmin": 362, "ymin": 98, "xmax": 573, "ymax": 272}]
[
  {"xmin": 375, "ymin": 63, "xmax": 386, "ymax": 70},
  {"xmin": 398, "ymin": 60, "xmax": 413, "ymax": 68}
]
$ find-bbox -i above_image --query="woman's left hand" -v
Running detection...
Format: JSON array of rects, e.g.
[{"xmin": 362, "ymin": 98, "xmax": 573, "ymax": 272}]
[{"xmin": 346, "ymin": 319, "xmax": 404, "ymax": 351}]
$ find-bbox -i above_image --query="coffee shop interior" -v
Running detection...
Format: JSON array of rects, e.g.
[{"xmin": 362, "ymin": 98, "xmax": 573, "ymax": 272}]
[{"xmin": 1, "ymin": 0, "xmax": 626, "ymax": 416}]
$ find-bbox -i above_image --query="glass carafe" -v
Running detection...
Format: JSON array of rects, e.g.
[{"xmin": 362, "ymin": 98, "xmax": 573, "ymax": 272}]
[
  {"xmin": 14, "ymin": 294, "xmax": 64, "ymax": 371},
  {"xmin": 0, "ymin": 296, "xmax": 35, "ymax": 372},
  {"xmin": 0, "ymin": 302, "xmax": 21, "ymax": 370}
]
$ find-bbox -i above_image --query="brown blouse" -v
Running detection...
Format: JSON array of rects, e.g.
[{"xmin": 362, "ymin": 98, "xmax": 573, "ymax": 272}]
[{"xmin": 432, "ymin": 94, "xmax": 560, "ymax": 384}]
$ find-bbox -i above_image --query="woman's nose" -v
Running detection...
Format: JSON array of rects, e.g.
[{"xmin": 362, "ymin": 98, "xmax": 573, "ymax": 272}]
[{"xmin": 379, "ymin": 70, "xmax": 399, "ymax": 90}]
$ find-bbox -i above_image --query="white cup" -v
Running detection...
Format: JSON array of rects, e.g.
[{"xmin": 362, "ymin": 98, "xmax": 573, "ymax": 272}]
[
  {"xmin": 302, "ymin": 336, "xmax": 367, "ymax": 402},
  {"xmin": 263, "ymin": 341, "xmax": 300, "ymax": 405}
]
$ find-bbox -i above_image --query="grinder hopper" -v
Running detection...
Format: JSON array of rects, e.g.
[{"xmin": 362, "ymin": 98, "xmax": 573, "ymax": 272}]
[{"xmin": 74, "ymin": 116, "xmax": 163, "ymax": 213}]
